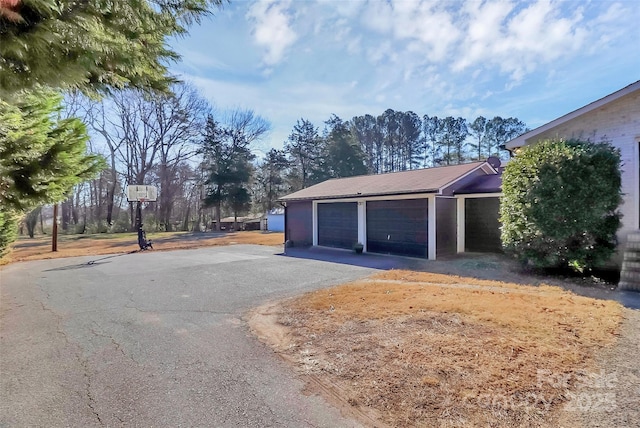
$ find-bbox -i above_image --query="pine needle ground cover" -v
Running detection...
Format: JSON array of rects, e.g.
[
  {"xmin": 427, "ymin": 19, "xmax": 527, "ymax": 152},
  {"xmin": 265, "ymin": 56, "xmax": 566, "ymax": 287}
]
[
  {"xmin": 2, "ymin": 231, "xmax": 284, "ymax": 264},
  {"xmin": 250, "ymin": 270, "xmax": 622, "ymax": 427}
]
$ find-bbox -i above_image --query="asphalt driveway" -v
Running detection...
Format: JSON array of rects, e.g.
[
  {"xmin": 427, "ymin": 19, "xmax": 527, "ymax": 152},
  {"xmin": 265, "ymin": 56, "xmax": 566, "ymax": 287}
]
[{"xmin": 0, "ymin": 245, "xmax": 382, "ymax": 427}]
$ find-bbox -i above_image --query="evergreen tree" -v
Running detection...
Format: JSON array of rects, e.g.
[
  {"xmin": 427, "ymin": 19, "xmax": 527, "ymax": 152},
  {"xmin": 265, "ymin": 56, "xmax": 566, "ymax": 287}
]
[
  {"xmin": 285, "ymin": 118, "xmax": 323, "ymax": 190},
  {"xmin": 397, "ymin": 111, "xmax": 422, "ymax": 170},
  {"xmin": 254, "ymin": 149, "xmax": 289, "ymax": 212},
  {"xmin": 350, "ymin": 114, "xmax": 377, "ymax": 173},
  {"xmin": 0, "ymin": 89, "xmax": 104, "ymax": 254},
  {"xmin": 0, "ymin": 0, "xmax": 223, "ymax": 97},
  {"xmin": 0, "ymin": 90, "xmax": 104, "ymax": 210},
  {"xmin": 323, "ymin": 115, "xmax": 367, "ymax": 179},
  {"xmin": 201, "ymin": 116, "xmax": 255, "ymax": 230},
  {"xmin": 485, "ymin": 117, "xmax": 528, "ymax": 158},
  {"xmin": 422, "ymin": 115, "xmax": 443, "ymax": 167},
  {"xmin": 468, "ymin": 116, "xmax": 488, "ymax": 160}
]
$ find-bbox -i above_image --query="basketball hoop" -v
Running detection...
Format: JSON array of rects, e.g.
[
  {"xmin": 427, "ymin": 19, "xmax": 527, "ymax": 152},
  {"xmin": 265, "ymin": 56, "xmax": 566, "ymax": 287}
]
[{"xmin": 126, "ymin": 185, "xmax": 157, "ymax": 203}]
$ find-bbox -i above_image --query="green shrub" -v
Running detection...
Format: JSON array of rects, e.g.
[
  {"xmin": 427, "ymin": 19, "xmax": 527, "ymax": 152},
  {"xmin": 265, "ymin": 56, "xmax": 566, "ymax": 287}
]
[
  {"xmin": 0, "ymin": 209, "xmax": 19, "ymax": 259},
  {"xmin": 500, "ymin": 139, "xmax": 622, "ymax": 272}
]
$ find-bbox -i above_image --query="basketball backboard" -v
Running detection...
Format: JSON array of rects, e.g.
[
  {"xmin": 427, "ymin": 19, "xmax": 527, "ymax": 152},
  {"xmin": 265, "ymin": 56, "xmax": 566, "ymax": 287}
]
[{"xmin": 126, "ymin": 185, "xmax": 158, "ymax": 202}]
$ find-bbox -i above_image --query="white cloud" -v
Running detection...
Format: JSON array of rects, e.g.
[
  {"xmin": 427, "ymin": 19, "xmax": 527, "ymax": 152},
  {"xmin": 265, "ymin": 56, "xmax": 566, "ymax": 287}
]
[
  {"xmin": 179, "ymin": 49, "xmax": 233, "ymax": 73},
  {"xmin": 361, "ymin": 0, "xmax": 460, "ymax": 61},
  {"xmin": 454, "ymin": 0, "xmax": 590, "ymax": 82},
  {"xmin": 367, "ymin": 40, "xmax": 395, "ymax": 64},
  {"xmin": 247, "ymin": 0, "xmax": 298, "ymax": 66},
  {"xmin": 170, "ymin": 0, "xmax": 639, "ymax": 153},
  {"xmin": 354, "ymin": 0, "xmax": 630, "ymax": 85}
]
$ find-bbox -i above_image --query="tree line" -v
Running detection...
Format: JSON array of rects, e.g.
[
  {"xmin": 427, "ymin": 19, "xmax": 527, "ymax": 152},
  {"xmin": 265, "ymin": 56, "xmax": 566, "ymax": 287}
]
[
  {"xmin": 0, "ymin": 0, "xmax": 223, "ymax": 256},
  {"xmin": 23, "ymin": 86, "xmax": 526, "ymax": 237},
  {"xmin": 0, "ymin": 0, "xmax": 528, "ymax": 251},
  {"xmin": 284, "ymin": 111, "xmax": 527, "ymax": 186}
]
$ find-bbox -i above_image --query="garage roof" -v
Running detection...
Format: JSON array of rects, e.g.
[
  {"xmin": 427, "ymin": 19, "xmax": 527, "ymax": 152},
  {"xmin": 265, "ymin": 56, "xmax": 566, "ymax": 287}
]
[
  {"xmin": 454, "ymin": 167, "xmax": 504, "ymax": 194},
  {"xmin": 280, "ymin": 161, "xmax": 492, "ymax": 201}
]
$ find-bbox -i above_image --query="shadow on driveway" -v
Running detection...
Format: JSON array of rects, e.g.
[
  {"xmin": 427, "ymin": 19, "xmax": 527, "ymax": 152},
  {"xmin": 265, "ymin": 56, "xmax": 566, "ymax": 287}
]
[
  {"xmin": 280, "ymin": 246, "xmax": 640, "ymax": 310},
  {"xmin": 279, "ymin": 246, "xmax": 427, "ymax": 271}
]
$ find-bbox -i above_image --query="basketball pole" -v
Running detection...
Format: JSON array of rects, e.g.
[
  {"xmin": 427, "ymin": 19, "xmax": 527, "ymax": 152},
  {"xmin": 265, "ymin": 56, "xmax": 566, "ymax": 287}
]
[
  {"xmin": 51, "ymin": 203, "xmax": 58, "ymax": 252},
  {"xmin": 135, "ymin": 201, "xmax": 143, "ymax": 230}
]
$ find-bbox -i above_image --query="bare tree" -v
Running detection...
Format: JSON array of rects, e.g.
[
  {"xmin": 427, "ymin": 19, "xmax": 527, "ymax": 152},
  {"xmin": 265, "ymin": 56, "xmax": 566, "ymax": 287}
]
[{"xmin": 88, "ymin": 83, "xmax": 210, "ymax": 230}]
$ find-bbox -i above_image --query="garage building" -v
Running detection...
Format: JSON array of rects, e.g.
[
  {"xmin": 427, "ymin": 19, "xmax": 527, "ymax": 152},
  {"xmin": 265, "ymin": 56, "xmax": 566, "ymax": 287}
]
[{"xmin": 279, "ymin": 159, "xmax": 503, "ymax": 260}]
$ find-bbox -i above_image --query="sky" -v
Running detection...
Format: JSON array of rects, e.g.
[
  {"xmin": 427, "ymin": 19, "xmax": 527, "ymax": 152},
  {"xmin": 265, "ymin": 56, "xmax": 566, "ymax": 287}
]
[{"xmin": 169, "ymin": 0, "xmax": 640, "ymax": 155}]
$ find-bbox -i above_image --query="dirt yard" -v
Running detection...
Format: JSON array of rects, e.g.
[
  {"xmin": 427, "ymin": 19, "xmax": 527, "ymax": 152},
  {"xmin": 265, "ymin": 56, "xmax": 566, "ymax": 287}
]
[
  {"xmin": 2, "ymin": 231, "xmax": 284, "ymax": 265},
  {"xmin": 249, "ymin": 269, "xmax": 638, "ymax": 428}
]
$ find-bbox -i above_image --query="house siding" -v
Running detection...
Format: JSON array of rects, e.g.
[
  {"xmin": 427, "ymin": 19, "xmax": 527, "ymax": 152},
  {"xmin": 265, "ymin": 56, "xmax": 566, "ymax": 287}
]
[
  {"xmin": 520, "ymin": 90, "xmax": 640, "ymax": 253},
  {"xmin": 286, "ymin": 201, "xmax": 313, "ymax": 247},
  {"xmin": 436, "ymin": 197, "xmax": 457, "ymax": 257}
]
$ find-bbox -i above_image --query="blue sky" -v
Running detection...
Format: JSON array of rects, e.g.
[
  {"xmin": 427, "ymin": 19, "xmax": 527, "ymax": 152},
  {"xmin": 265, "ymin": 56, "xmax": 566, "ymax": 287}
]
[{"xmin": 170, "ymin": 0, "xmax": 640, "ymax": 154}]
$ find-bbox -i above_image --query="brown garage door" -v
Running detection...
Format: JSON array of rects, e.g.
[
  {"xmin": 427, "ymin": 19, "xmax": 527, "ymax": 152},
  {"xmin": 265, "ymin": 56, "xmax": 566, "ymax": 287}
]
[
  {"xmin": 317, "ymin": 202, "xmax": 358, "ymax": 249},
  {"xmin": 366, "ymin": 199, "xmax": 428, "ymax": 258},
  {"xmin": 465, "ymin": 197, "xmax": 502, "ymax": 252}
]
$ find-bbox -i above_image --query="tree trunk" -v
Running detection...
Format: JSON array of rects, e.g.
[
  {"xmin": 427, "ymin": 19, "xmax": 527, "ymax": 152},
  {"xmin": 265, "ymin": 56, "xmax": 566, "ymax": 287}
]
[
  {"xmin": 106, "ymin": 158, "xmax": 117, "ymax": 226},
  {"xmin": 215, "ymin": 199, "xmax": 221, "ymax": 231},
  {"xmin": 61, "ymin": 198, "xmax": 70, "ymax": 231},
  {"xmin": 39, "ymin": 207, "xmax": 45, "ymax": 234},
  {"xmin": 183, "ymin": 205, "xmax": 191, "ymax": 231},
  {"xmin": 25, "ymin": 207, "xmax": 41, "ymax": 238}
]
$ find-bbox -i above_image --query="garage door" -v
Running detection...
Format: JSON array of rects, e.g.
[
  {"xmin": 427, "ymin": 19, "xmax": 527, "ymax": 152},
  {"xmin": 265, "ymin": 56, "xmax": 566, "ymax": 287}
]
[
  {"xmin": 317, "ymin": 202, "xmax": 358, "ymax": 249},
  {"xmin": 366, "ymin": 199, "xmax": 428, "ymax": 257},
  {"xmin": 465, "ymin": 197, "xmax": 502, "ymax": 252}
]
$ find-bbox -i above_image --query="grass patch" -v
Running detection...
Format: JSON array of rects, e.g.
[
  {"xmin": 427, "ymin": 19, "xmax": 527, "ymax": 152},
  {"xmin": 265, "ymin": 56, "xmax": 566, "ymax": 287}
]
[
  {"xmin": 267, "ymin": 270, "xmax": 622, "ymax": 427},
  {"xmin": 2, "ymin": 231, "xmax": 284, "ymax": 265}
]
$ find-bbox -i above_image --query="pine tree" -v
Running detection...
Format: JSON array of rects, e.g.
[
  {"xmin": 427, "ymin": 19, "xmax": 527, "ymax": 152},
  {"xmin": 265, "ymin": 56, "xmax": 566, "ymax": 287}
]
[
  {"xmin": 201, "ymin": 115, "xmax": 256, "ymax": 230},
  {"xmin": 0, "ymin": 0, "xmax": 222, "ymax": 97}
]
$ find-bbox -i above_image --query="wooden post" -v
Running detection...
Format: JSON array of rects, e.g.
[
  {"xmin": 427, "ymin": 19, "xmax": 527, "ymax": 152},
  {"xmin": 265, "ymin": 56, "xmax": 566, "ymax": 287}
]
[{"xmin": 52, "ymin": 204, "xmax": 58, "ymax": 252}]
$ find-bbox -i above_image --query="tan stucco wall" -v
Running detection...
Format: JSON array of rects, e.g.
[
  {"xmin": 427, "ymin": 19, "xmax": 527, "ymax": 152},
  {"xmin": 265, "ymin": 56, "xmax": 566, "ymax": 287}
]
[{"xmin": 522, "ymin": 90, "xmax": 640, "ymax": 262}]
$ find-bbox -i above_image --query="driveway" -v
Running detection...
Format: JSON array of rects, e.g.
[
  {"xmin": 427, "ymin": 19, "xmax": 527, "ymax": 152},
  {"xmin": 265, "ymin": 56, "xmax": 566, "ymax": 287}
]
[{"xmin": 0, "ymin": 245, "xmax": 382, "ymax": 427}]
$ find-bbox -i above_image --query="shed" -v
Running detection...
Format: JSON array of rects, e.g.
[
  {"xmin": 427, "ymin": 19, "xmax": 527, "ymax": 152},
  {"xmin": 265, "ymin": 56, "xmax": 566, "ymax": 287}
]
[{"xmin": 266, "ymin": 207, "xmax": 285, "ymax": 232}]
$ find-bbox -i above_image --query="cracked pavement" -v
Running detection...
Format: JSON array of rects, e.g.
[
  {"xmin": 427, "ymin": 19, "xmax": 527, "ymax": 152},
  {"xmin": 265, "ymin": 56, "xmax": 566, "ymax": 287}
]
[{"xmin": 1, "ymin": 245, "xmax": 377, "ymax": 427}]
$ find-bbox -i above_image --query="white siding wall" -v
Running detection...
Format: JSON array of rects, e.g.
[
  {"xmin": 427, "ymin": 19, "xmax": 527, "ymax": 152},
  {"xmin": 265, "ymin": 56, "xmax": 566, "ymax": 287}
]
[{"xmin": 522, "ymin": 90, "xmax": 640, "ymax": 252}]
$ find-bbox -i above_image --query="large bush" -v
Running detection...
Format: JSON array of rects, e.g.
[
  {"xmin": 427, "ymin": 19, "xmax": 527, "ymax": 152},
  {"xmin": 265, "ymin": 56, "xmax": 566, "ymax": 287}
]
[
  {"xmin": 500, "ymin": 139, "xmax": 622, "ymax": 272},
  {"xmin": 0, "ymin": 210, "xmax": 19, "ymax": 259}
]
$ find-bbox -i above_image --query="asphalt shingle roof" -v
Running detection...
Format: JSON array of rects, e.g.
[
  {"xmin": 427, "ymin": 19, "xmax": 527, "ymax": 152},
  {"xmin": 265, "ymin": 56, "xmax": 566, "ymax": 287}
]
[{"xmin": 280, "ymin": 162, "xmax": 487, "ymax": 201}]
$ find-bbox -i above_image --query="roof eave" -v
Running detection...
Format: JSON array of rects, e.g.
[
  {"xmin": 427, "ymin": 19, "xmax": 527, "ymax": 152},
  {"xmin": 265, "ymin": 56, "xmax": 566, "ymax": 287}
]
[
  {"xmin": 505, "ymin": 80, "xmax": 640, "ymax": 150},
  {"xmin": 437, "ymin": 162, "xmax": 497, "ymax": 194},
  {"xmin": 279, "ymin": 188, "xmax": 439, "ymax": 202}
]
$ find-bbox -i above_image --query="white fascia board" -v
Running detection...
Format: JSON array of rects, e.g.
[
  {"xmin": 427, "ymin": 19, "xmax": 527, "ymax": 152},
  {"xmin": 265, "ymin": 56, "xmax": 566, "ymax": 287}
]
[
  {"xmin": 457, "ymin": 197, "xmax": 465, "ymax": 253},
  {"xmin": 312, "ymin": 201, "xmax": 318, "ymax": 246},
  {"xmin": 357, "ymin": 201, "xmax": 366, "ymax": 251},
  {"xmin": 428, "ymin": 195, "xmax": 437, "ymax": 260},
  {"xmin": 505, "ymin": 81, "xmax": 640, "ymax": 150},
  {"xmin": 456, "ymin": 193, "xmax": 504, "ymax": 199},
  {"xmin": 314, "ymin": 193, "xmax": 433, "ymax": 204}
]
